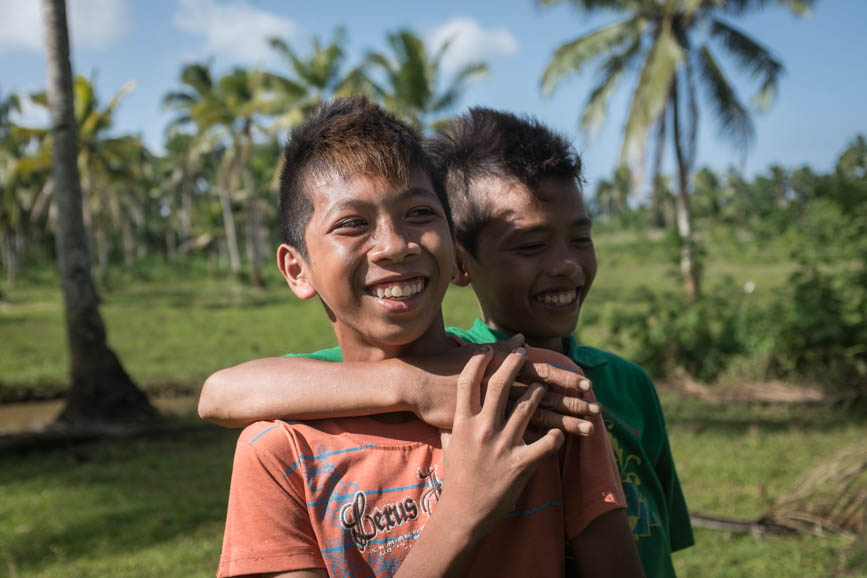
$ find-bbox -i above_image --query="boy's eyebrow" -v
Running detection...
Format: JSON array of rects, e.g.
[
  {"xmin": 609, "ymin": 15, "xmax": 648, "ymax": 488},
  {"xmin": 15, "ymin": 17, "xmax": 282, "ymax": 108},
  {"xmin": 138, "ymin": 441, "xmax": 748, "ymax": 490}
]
[
  {"xmin": 325, "ymin": 186, "xmax": 440, "ymax": 213},
  {"xmin": 506, "ymin": 217, "xmax": 593, "ymax": 236},
  {"xmin": 398, "ymin": 186, "xmax": 441, "ymax": 202}
]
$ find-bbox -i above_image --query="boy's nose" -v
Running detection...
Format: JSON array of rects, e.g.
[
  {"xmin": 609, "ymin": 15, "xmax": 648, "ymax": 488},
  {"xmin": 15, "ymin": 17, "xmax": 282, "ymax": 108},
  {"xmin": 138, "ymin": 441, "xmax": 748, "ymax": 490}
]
[
  {"xmin": 370, "ymin": 223, "xmax": 421, "ymax": 263},
  {"xmin": 548, "ymin": 247, "xmax": 581, "ymax": 279}
]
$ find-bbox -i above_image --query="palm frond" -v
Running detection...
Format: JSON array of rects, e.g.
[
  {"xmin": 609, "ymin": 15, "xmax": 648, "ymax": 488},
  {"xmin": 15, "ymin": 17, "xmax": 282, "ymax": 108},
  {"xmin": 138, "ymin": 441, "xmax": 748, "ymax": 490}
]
[
  {"xmin": 580, "ymin": 35, "xmax": 643, "ymax": 136},
  {"xmin": 710, "ymin": 18, "xmax": 782, "ymax": 111},
  {"xmin": 180, "ymin": 63, "xmax": 214, "ymax": 96},
  {"xmin": 432, "ymin": 62, "xmax": 489, "ymax": 113},
  {"xmin": 161, "ymin": 91, "xmax": 196, "ymax": 111},
  {"xmin": 722, "ymin": 0, "xmax": 815, "ymax": 17},
  {"xmin": 542, "ymin": 17, "xmax": 643, "ymax": 96},
  {"xmin": 620, "ymin": 19, "xmax": 683, "ymax": 164},
  {"xmin": 697, "ymin": 44, "xmax": 754, "ymax": 151}
]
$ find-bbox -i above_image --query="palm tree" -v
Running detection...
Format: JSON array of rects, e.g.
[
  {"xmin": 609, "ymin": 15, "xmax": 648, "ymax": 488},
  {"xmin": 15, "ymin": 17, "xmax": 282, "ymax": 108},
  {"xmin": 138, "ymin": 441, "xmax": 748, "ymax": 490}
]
[
  {"xmin": 164, "ymin": 65, "xmax": 281, "ymax": 286},
  {"xmin": 265, "ymin": 27, "xmax": 357, "ymax": 126},
  {"xmin": 163, "ymin": 63, "xmax": 244, "ymax": 278},
  {"xmin": 361, "ymin": 29, "xmax": 489, "ymax": 131},
  {"xmin": 542, "ymin": 0, "xmax": 813, "ymax": 298},
  {"xmin": 1, "ymin": 88, "xmax": 23, "ymax": 289},
  {"xmin": 40, "ymin": 0, "xmax": 155, "ymax": 428},
  {"xmin": 15, "ymin": 76, "xmax": 146, "ymax": 282}
]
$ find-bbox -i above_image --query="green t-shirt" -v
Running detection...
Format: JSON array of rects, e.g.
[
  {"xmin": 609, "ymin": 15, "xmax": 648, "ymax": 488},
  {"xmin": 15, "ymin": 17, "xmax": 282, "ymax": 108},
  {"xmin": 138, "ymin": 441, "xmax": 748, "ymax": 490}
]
[
  {"xmin": 290, "ymin": 319, "xmax": 694, "ymax": 578},
  {"xmin": 450, "ymin": 319, "xmax": 694, "ymax": 578}
]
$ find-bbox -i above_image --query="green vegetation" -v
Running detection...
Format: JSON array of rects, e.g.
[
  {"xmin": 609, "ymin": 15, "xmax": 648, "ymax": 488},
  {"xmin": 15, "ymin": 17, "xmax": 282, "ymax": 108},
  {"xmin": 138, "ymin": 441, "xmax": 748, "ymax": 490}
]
[{"xmin": 1, "ymin": 397, "xmax": 863, "ymax": 577}]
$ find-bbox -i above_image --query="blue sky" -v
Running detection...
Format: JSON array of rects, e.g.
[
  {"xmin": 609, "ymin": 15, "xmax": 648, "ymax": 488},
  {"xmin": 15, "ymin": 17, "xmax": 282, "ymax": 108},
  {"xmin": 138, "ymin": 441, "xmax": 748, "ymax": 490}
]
[{"xmin": 2, "ymin": 0, "xmax": 865, "ymax": 192}]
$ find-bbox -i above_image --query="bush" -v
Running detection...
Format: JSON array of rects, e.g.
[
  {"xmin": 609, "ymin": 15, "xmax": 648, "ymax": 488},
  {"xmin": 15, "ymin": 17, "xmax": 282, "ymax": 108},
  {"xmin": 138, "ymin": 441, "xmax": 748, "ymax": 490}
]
[{"xmin": 604, "ymin": 281, "xmax": 753, "ymax": 383}]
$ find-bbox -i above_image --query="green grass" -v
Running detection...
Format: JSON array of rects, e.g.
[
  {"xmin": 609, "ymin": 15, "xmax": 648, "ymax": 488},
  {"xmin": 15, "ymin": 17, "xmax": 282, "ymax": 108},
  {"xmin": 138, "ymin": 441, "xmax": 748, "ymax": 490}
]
[
  {"xmin": 0, "ymin": 230, "xmax": 802, "ymax": 398},
  {"xmin": 661, "ymin": 394, "xmax": 866, "ymax": 577},
  {"xmin": 1, "ymin": 397, "xmax": 863, "ymax": 577}
]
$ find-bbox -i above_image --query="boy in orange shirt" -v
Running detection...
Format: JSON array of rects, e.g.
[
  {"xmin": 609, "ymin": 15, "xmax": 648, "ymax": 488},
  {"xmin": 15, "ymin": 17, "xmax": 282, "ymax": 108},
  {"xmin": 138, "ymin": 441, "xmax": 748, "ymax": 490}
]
[{"xmin": 215, "ymin": 96, "xmax": 641, "ymax": 577}]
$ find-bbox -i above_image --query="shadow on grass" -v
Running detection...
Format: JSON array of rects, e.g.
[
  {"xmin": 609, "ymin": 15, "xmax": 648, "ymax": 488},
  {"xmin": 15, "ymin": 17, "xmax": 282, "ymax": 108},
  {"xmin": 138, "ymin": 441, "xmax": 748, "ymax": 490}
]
[
  {"xmin": 661, "ymin": 394, "xmax": 864, "ymax": 435},
  {"xmin": 0, "ymin": 425, "xmax": 239, "ymax": 573}
]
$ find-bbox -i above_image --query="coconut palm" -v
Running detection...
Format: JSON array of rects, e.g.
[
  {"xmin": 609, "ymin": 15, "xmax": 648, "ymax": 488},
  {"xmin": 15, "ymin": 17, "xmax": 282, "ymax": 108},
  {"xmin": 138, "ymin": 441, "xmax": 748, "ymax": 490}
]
[
  {"xmin": 265, "ymin": 27, "xmax": 359, "ymax": 126},
  {"xmin": 361, "ymin": 29, "xmax": 489, "ymax": 131},
  {"xmin": 40, "ymin": 0, "xmax": 154, "ymax": 427},
  {"xmin": 163, "ymin": 63, "xmax": 245, "ymax": 278},
  {"xmin": 542, "ymin": 0, "xmax": 813, "ymax": 298},
  {"xmin": 1, "ymin": 88, "xmax": 24, "ymax": 288},
  {"xmin": 15, "ymin": 75, "xmax": 146, "ymax": 282},
  {"xmin": 164, "ymin": 65, "xmax": 283, "ymax": 286}
]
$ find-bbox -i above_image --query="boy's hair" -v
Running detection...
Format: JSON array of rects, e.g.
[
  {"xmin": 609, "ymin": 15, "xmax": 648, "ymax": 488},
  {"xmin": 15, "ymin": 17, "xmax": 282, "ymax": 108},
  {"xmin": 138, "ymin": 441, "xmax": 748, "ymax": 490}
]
[
  {"xmin": 426, "ymin": 107, "xmax": 584, "ymax": 257},
  {"xmin": 279, "ymin": 95, "xmax": 450, "ymax": 256}
]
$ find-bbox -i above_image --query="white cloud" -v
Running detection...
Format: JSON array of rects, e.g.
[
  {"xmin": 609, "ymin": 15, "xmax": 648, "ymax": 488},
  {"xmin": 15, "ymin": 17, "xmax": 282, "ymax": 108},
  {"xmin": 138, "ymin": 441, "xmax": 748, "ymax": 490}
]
[
  {"xmin": 173, "ymin": 0, "xmax": 295, "ymax": 64},
  {"xmin": 0, "ymin": 0, "xmax": 131, "ymax": 52},
  {"xmin": 428, "ymin": 18, "xmax": 518, "ymax": 75},
  {"xmin": 10, "ymin": 94, "xmax": 50, "ymax": 128}
]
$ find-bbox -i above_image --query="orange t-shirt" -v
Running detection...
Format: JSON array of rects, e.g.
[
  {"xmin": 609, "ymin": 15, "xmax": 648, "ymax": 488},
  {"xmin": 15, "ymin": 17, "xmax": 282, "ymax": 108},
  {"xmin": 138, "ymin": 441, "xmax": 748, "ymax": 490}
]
[{"xmin": 218, "ymin": 347, "xmax": 625, "ymax": 577}]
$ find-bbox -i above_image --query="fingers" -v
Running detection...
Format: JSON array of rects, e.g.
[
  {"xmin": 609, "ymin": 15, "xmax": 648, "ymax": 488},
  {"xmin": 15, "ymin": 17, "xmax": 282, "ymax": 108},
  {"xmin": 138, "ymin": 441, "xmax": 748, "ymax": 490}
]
[
  {"xmin": 538, "ymin": 391, "xmax": 600, "ymax": 418},
  {"xmin": 531, "ymin": 410, "xmax": 594, "ymax": 436},
  {"xmin": 456, "ymin": 346, "xmax": 493, "ymax": 420},
  {"xmin": 503, "ymin": 381, "xmax": 547, "ymax": 445},
  {"xmin": 520, "ymin": 428, "xmax": 566, "ymax": 465},
  {"xmin": 480, "ymin": 348, "xmax": 527, "ymax": 426},
  {"xmin": 521, "ymin": 361, "xmax": 592, "ymax": 395},
  {"xmin": 489, "ymin": 333, "xmax": 524, "ymax": 355}
]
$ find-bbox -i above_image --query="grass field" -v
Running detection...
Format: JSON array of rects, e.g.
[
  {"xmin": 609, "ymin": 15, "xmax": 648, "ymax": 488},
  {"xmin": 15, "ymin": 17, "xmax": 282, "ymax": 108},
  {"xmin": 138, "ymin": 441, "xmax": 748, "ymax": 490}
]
[
  {"xmin": 0, "ymin": 231, "xmax": 798, "ymax": 399},
  {"xmin": 1, "ymin": 232, "xmax": 863, "ymax": 577}
]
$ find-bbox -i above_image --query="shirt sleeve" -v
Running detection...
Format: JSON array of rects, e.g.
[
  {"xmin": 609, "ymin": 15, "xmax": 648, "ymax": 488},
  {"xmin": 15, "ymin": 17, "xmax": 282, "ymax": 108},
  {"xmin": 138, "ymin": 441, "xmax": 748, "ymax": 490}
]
[
  {"xmin": 218, "ymin": 422, "xmax": 325, "ymax": 577},
  {"xmin": 647, "ymin": 385, "xmax": 695, "ymax": 552},
  {"xmin": 560, "ymin": 388, "xmax": 627, "ymax": 540},
  {"xmin": 522, "ymin": 346, "xmax": 627, "ymax": 540}
]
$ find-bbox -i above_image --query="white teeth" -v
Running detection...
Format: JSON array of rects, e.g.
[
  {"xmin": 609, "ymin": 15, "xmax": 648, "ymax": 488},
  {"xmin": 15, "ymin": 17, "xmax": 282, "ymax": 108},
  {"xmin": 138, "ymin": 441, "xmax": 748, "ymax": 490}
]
[
  {"xmin": 372, "ymin": 279, "xmax": 424, "ymax": 299},
  {"xmin": 540, "ymin": 291, "xmax": 576, "ymax": 305}
]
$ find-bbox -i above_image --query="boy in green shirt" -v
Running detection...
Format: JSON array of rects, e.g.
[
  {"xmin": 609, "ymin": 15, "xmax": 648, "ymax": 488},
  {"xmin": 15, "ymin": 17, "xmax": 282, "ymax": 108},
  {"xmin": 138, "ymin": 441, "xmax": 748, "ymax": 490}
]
[{"xmin": 201, "ymin": 107, "xmax": 692, "ymax": 577}]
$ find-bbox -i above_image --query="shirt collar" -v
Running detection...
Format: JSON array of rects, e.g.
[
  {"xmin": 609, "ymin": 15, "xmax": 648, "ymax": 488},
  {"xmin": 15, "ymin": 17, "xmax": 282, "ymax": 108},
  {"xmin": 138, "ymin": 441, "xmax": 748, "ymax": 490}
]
[{"xmin": 469, "ymin": 319, "xmax": 609, "ymax": 369}]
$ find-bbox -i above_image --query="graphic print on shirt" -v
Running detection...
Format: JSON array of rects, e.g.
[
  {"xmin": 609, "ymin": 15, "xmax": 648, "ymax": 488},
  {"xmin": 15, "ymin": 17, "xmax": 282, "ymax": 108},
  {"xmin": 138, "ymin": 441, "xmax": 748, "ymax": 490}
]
[
  {"xmin": 338, "ymin": 465, "xmax": 443, "ymax": 552},
  {"xmin": 604, "ymin": 414, "xmax": 661, "ymax": 539}
]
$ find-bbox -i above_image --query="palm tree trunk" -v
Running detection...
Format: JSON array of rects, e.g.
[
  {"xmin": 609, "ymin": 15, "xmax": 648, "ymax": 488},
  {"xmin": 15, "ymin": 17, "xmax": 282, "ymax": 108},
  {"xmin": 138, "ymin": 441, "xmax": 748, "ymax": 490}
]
[
  {"xmin": 2, "ymin": 226, "xmax": 16, "ymax": 288},
  {"xmin": 41, "ymin": 0, "xmax": 155, "ymax": 428},
  {"xmin": 241, "ymin": 126, "xmax": 265, "ymax": 287},
  {"xmin": 670, "ymin": 79, "xmax": 701, "ymax": 300},
  {"xmin": 218, "ymin": 151, "xmax": 243, "ymax": 278},
  {"xmin": 121, "ymin": 211, "xmax": 135, "ymax": 271}
]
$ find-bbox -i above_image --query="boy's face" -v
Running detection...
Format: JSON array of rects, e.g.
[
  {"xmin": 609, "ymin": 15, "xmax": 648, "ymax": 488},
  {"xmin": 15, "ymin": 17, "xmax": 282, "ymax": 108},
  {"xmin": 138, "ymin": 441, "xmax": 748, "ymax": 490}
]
[
  {"xmin": 280, "ymin": 169, "xmax": 454, "ymax": 360},
  {"xmin": 458, "ymin": 176, "xmax": 596, "ymax": 352}
]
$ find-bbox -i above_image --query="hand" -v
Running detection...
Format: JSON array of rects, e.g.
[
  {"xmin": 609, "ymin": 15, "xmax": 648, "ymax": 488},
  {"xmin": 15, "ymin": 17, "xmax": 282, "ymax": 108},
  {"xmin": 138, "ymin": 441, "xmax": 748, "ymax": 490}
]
[
  {"xmin": 435, "ymin": 346, "xmax": 565, "ymax": 538},
  {"xmin": 401, "ymin": 335, "xmax": 601, "ymax": 436}
]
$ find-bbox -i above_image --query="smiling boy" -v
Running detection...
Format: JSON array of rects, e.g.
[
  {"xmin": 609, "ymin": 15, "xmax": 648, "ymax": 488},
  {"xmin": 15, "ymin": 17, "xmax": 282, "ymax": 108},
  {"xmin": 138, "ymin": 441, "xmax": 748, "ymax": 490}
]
[
  {"xmin": 215, "ymin": 97, "xmax": 640, "ymax": 577},
  {"xmin": 435, "ymin": 108, "xmax": 694, "ymax": 577}
]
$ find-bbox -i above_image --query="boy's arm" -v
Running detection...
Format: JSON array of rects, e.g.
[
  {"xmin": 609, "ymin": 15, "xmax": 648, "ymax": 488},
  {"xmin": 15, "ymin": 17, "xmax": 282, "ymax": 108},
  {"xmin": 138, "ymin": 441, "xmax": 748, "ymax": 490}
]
[
  {"xmin": 394, "ymin": 346, "xmax": 565, "ymax": 577},
  {"xmin": 569, "ymin": 509, "xmax": 645, "ymax": 577},
  {"xmin": 199, "ymin": 337, "xmax": 600, "ymax": 433}
]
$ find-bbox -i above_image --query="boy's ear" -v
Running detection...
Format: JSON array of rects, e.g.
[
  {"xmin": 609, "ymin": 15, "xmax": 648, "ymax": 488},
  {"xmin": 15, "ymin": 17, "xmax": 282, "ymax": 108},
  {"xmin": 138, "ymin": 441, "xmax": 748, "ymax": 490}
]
[
  {"xmin": 451, "ymin": 244, "xmax": 472, "ymax": 287},
  {"xmin": 277, "ymin": 243, "xmax": 317, "ymax": 300}
]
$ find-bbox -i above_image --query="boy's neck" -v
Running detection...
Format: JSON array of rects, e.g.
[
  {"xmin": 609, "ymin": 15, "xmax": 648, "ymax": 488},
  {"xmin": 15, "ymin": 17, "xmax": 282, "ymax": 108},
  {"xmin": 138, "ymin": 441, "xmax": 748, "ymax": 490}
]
[
  {"xmin": 336, "ymin": 312, "xmax": 456, "ymax": 362},
  {"xmin": 480, "ymin": 318, "xmax": 568, "ymax": 354}
]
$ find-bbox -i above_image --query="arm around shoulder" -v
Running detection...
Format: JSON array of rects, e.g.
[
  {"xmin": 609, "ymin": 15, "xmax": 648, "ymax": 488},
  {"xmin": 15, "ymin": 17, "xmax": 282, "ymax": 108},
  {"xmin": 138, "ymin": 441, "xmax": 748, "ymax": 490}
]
[{"xmin": 198, "ymin": 356, "xmax": 417, "ymax": 428}]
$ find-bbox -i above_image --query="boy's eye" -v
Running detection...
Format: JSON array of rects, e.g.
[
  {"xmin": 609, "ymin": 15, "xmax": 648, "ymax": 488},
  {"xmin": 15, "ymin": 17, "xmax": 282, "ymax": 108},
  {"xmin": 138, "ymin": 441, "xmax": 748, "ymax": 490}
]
[
  {"xmin": 407, "ymin": 206, "xmax": 438, "ymax": 219},
  {"xmin": 571, "ymin": 237, "xmax": 593, "ymax": 247},
  {"xmin": 515, "ymin": 243, "xmax": 546, "ymax": 253},
  {"xmin": 336, "ymin": 218, "xmax": 367, "ymax": 230}
]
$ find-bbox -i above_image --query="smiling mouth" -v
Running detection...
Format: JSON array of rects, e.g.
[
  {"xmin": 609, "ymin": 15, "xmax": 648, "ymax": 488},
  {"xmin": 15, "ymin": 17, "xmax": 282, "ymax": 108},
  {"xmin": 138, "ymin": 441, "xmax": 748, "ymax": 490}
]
[
  {"xmin": 534, "ymin": 289, "xmax": 578, "ymax": 307},
  {"xmin": 367, "ymin": 277, "xmax": 426, "ymax": 300}
]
